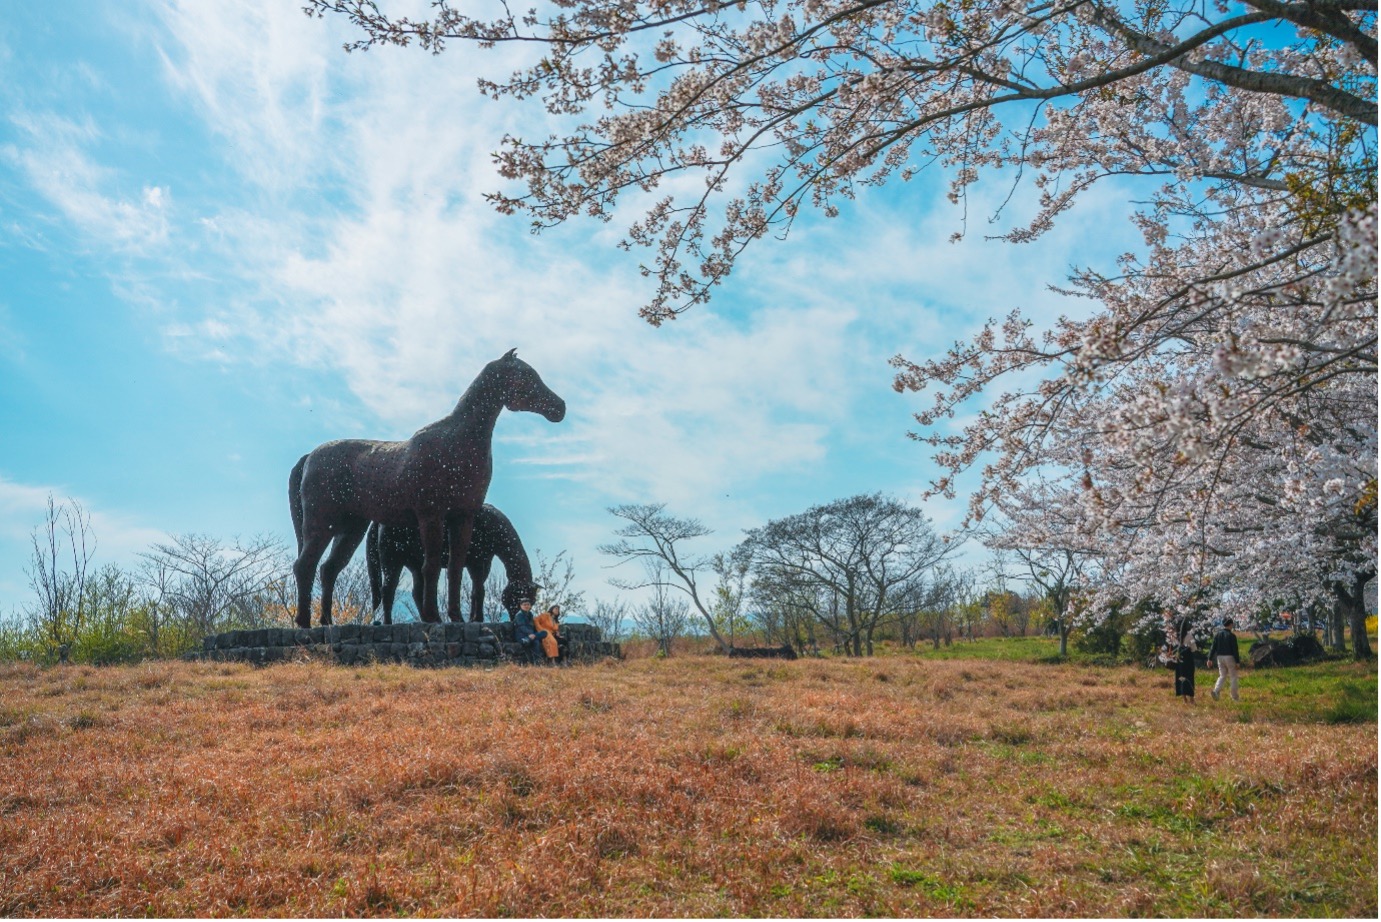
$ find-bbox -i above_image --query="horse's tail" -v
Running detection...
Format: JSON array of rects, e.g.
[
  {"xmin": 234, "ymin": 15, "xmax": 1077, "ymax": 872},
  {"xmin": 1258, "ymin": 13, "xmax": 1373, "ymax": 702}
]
[
  {"xmin": 288, "ymin": 454, "xmax": 308, "ymax": 555},
  {"xmin": 366, "ymin": 521, "xmax": 383, "ymax": 613}
]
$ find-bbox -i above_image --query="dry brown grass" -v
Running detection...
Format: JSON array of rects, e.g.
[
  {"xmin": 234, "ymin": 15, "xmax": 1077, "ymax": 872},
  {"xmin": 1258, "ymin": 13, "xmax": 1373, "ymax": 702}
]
[{"xmin": 0, "ymin": 655, "xmax": 1373, "ymax": 917}]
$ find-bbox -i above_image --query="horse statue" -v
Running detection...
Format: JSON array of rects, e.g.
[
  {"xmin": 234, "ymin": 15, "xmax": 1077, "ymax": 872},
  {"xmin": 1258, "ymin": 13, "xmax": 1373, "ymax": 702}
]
[
  {"xmin": 288, "ymin": 349, "xmax": 565, "ymax": 627},
  {"xmin": 365, "ymin": 504, "xmax": 538, "ymax": 624}
]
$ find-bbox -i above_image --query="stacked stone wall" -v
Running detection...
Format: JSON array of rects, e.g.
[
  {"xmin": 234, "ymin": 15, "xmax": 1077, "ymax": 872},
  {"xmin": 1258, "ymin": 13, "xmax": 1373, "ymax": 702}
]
[{"xmin": 188, "ymin": 622, "xmax": 618, "ymax": 668}]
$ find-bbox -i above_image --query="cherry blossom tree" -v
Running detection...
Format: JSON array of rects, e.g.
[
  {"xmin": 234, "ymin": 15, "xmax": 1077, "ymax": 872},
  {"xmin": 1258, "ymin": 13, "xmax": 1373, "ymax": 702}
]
[{"xmin": 309, "ymin": 0, "xmax": 1376, "ymax": 651}]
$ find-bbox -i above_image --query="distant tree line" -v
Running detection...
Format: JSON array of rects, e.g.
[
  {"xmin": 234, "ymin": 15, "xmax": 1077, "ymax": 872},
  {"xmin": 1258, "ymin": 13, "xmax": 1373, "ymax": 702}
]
[
  {"xmin": 0, "ymin": 496, "xmax": 606, "ymax": 666},
  {"xmin": 0, "ymin": 497, "xmax": 300, "ymax": 664},
  {"xmin": 591, "ymin": 493, "xmax": 1151, "ymax": 659},
  {"xmin": 8, "ymin": 492, "xmax": 1358, "ymax": 666}
]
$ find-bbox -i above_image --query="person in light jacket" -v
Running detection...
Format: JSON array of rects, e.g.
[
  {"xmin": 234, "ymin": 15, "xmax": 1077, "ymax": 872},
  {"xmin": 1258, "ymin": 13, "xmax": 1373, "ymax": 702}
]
[{"xmin": 1208, "ymin": 617, "xmax": 1242, "ymax": 701}]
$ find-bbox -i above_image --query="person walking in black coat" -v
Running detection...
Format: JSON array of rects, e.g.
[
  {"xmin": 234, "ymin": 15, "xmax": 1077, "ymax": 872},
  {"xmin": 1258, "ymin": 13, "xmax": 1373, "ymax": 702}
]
[
  {"xmin": 1208, "ymin": 618, "xmax": 1242, "ymax": 701},
  {"xmin": 1173, "ymin": 618, "xmax": 1197, "ymax": 704}
]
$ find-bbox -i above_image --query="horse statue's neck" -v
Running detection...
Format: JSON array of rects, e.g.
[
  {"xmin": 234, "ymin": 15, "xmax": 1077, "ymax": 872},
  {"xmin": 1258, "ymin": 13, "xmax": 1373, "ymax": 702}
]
[
  {"xmin": 443, "ymin": 364, "xmax": 506, "ymax": 435},
  {"xmin": 495, "ymin": 532, "xmax": 534, "ymax": 584}
]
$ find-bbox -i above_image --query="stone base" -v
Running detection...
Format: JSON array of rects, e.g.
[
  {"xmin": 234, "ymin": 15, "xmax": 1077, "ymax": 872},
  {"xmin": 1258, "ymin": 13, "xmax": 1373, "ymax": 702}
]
[{"xmin": 186, "ymin": 621, "xmax": 619, "ymax": 668}]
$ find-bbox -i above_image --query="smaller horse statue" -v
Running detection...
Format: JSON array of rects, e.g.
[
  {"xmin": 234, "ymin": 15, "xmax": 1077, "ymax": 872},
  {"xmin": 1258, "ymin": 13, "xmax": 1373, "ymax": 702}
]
[
  {"xmin": 289, "ymin": 349, "xmax": 564, "ymax": 627},
  {"xmin": 365, "ymin": 504, "xmax": 538, "ymax": 624}
]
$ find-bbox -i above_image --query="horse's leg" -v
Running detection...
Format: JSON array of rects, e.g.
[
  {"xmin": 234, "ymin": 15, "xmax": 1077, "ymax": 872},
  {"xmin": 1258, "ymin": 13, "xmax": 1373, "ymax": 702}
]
[
  {"xmin": 468, "ymin": 555, "xmax": 493, "ymax": 623},
  {"xmin": 418, "ymin": 517, "xmax": 445, "ymax": 624},
  {"xmin": 446, "ymin": 514, "xmax": 476, "ymax": 623},
  {"xmin": 380, "ymin": 561, "xmax": 400, "ymax": 625},
  {"xmin": 293, "ymin": 531, "xmax": 332, "ymax": 629},
  {"xmin": 408, "ymin": 565, "xmax": 424, "ymax": 620},
  {"xmin": 380, "ymin": 551, "xmax": 406, "ymax": 625},
  {"xmin": 319, "ymin": 520, "xmax": 368, "ymax": 626}
]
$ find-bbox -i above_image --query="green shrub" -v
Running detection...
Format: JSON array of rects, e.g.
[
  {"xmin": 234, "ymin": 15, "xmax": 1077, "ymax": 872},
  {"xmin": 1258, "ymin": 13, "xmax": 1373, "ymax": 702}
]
[
  {"xmin": 1072, "ymin": 617, "xmax": 1126, "ymax": 657},
  {"xmin": 0, "ymin": 617, "xmax": 44, "ymax": 663}
]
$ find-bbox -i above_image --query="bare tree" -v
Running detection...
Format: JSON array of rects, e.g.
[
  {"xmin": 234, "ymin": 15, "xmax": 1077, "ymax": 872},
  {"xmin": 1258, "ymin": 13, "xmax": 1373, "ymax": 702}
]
[
  {"xmin": 599, "ymin": 504, "xmax": 732, "ymax": 653},
  {"xmin": 24, "ymin": 496, "xmax": 97, "ymax": 653},
  {"xmin": 748, "ymin": 572, "xmax": 822, "ymax": 656},
  {"xmin": 328, "ymin": 554, "xmax": 374, "ymax": 624},
  {"xmin": 709, "ymin": 551, "xmax": 751, "ymax": 648},
  {"xmin": 740, "ymin": 493, "xmax": 952, "ymax": 656},
  {"xmin": 916, "ymin": 567, "xmax": 966, "ymax": 650},
  {"xmin": 630, "ymin": 566, "xmax": 690, "ymax": 656},
  {"xmin": 534, "ymin": 548, "xmax": 587, "ymax": 617},
  {"xmin": 946, "ymin": 570, "xmax": 982, "ymax": 643},
  {"xmin": 137, "ymin": 553, "xmax": 185, "ymax": 657},
  {"xmin": 587, "ymin": 596, "xmax": 629, "ymax": 645},
  {"xmin": 139, "ymin": 534, "xmax": 287, "ymax": 640}
]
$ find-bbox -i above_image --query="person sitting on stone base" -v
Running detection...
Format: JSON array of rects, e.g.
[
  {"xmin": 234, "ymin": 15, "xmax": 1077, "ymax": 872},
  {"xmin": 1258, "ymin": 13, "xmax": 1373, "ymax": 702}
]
[
  {"xmin": 534, "ymin": 603, "xmax": 562, "ymax": 665},
  {"xmin": 511, "ymin": 599, "xmax": 547, "ymax": 665}
]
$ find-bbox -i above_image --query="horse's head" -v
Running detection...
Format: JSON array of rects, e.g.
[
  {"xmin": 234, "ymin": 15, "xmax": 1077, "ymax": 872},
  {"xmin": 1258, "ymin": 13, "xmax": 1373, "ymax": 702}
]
[
  {"xmin": 494, "ymin": 348, "xmax": 566, "ymax": 422},
  {"xmin": 502, "ymin": 579, "xmax": 542, "ymax": 616}
]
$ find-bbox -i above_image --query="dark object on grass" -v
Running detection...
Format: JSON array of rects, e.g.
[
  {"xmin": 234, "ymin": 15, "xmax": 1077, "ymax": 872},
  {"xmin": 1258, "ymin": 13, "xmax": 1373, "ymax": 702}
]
[
  {"xmin": 726, "ymin": 645, "xmax": 798, "ymax": 660},
  {"xmin": 366, "ymin": 505, "xmax": 538, "ymax": 623},
  {"xmin": 1250, "ymin": 633, "xmax": 1327, "ymax": 668},
  {"xmin": 288, "ymin": 350, "xmax": 565, "ymax": 627}
]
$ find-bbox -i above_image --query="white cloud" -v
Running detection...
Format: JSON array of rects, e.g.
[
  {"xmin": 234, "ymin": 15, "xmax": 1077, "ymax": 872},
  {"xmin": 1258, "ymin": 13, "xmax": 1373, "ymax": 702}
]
[
  {"xmin": 2, "ymin": 111, "xmax": 170, "ymax": 252},
  {"xmin": 153, "ymin": 0, "xmax": 336, "ymax": 194},
  {"xmin": 138, "ymin": 0, "xmax": 874, "ymax": 517},
  {"xmin": 0, "ymin": 0, "xmax": 1154, "ymax": 612}
]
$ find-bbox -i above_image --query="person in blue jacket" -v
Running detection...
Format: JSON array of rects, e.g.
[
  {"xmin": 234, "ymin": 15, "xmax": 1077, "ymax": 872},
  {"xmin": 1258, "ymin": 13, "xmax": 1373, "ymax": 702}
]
[{"xmin": 511, "ymin": 598, "xmax": 547, "ymax": 664}]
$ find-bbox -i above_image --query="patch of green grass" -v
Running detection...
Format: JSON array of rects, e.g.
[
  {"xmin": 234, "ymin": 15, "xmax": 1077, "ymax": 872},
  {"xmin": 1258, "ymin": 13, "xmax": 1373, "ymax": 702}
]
[
  {"xmin": 863, "ymin": 815, "xmax": 902, "ymax": 836},
  {"xmin": 1238, "ymin": 661, "xmax": 1377, "ymax": 724},
  {"xmin": 909, "ymin": 636, "xmax": 1062, "ymax": 662},
  {"xmin": 1325, "ymin": 681, "xmax": 1377, "ymax": 724},
  {"xmin": 989, "ymin": 723, "xmax": 1034, "ymax": 745},
  {"xmin": 888, "ymin": 866, "xmax": 971, "ymax": 908},
  {"xmin": 1032, "ymin": 789, "xmax": 1079, "ymax": 812}
]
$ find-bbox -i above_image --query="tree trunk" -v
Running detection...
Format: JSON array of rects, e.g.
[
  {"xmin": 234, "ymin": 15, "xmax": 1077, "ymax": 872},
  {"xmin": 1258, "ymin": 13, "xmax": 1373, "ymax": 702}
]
[
  {"xmin": 1351, "ymin": 604, "xmax": 1371, "ymax": 659},
  {"xmin": 1335, "ymin": 574, "xmax": 1375, "ymax": 660},
  {"xmin": 1058, "ymin": 619, "xmax": 1069, "ymax": 658},
  {"xmin": 1330, "ymin": 599, "xmax": 1347, "ymax": 652}
]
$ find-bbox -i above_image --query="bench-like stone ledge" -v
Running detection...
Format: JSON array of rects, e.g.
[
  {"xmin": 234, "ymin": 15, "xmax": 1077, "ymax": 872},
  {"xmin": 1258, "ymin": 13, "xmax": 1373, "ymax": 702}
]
[{"xmin": 185, "ymin": 621, "xmax": 619, "ymax": 668}]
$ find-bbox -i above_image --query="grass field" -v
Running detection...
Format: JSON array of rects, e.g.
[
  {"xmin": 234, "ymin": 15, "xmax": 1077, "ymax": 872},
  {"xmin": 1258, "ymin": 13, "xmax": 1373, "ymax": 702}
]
[{"xmin": 0, "ymin": 649, "xmax": 1374, "ymax": 917}]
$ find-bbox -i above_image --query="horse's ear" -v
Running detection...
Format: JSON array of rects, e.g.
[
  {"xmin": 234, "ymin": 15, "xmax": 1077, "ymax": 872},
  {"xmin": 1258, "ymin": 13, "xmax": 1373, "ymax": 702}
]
[{"xmin": 502, "ymin": 348, "xmax": 518, "ymax": 361}]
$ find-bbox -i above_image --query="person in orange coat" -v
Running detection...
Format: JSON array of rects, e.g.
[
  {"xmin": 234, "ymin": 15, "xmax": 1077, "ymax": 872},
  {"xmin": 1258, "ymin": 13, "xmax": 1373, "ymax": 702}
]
[{"xmin": 534, "ymin": 603, "xmax": 562, "ymax": 663}]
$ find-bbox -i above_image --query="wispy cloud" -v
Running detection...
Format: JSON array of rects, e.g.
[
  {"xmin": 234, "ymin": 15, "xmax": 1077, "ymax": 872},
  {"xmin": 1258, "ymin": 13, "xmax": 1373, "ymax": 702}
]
[
  {"xmin": 2, "ymin": 110, "xmax": 170, "ymax": 253},
  {"xmin": 136, "ymin": 0, "xmax": 876, "ymax": 514},
  {"xmin": 0, "ymin": 0, "xmax": 1149, "ymax": 612}
]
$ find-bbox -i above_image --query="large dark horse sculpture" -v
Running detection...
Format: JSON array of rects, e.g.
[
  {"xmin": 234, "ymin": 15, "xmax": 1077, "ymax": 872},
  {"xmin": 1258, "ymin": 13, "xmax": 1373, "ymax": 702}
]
[
  {"xmin": 288, "ymin": 350, "xmax": 565, "ymax": 627},
  {"xmin": 365, "ymin": 504, "xmax": 537, "ymax": 624}
]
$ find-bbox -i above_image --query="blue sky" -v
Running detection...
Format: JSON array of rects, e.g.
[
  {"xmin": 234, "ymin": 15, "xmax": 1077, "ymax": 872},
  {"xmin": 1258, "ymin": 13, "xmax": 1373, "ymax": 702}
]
[{"xmin": 0, "ymin": 2, "xmax": 1142, "ymax": 618}]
